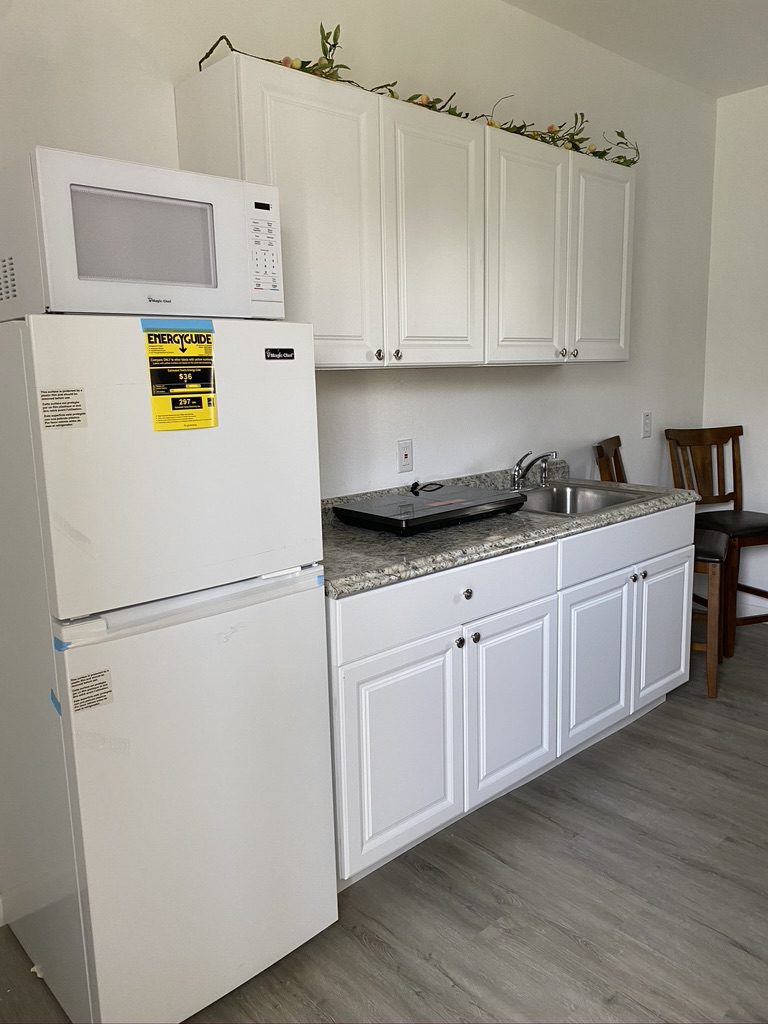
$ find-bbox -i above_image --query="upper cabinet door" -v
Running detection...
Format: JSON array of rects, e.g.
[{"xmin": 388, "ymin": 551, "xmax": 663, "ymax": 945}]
[
  {"xmin": 237, "ymin": 59, "xmax": 385, "ymax": 367},
  {"xmin": 486, "ymin": 132, "xmax": 569, "ymax": 364},
  {"xmin": 380, "ymin": 100, "xmax": 485, "ymax": 365},
  {"xmin": 566, "ymin": 154, "xmax": 634, "ymax": 361}
]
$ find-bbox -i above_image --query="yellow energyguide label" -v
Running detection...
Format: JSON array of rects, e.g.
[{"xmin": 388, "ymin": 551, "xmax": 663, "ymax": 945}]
[{"xmin": 142, "ymin": 318, "xmax": 218, "ymax": 432}]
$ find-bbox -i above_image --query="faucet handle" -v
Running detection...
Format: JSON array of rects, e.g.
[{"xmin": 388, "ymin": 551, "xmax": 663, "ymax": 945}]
[
  {"xmin": 511, "ymin": 451, "xmax": 532, "ymax": 489},
  {"xmin": 512, "ymin": 450, "xmax": 533, "ymax": 472}
]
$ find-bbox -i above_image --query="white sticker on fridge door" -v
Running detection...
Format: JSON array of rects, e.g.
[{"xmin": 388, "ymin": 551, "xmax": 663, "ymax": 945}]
[
  {"xmin": 39, "ymin": 388, "xmax": 88, "ymax": 428},
  {"xmin": 71, "ymin": 668, "xmax": 113, "ymax": 712}
]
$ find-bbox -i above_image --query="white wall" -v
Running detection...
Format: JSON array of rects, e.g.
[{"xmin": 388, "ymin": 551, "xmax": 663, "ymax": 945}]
[
  {"xmin": 0, "ymin": 0, "xmax": 715, "ymax": 498},
  {"xmin": 704, "ymin": 85, "xmax": 768, "ymax": 608}
]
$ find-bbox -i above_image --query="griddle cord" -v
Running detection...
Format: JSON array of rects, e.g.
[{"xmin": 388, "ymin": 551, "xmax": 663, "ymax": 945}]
[{"xmin": 410, "ymin": 481, "xmax": 444, "ymax": 496}]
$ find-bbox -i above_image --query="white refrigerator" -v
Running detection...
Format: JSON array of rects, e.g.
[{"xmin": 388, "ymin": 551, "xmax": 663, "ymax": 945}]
[{"xmin": 0, "ymin": 315, "xmax": 338, "ymax": 1023}]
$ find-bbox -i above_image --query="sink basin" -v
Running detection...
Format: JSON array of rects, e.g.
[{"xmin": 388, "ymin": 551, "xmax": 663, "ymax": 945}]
[{"xmin": 524, "ymin": 483, "xmax": 649, "ymax": 516}]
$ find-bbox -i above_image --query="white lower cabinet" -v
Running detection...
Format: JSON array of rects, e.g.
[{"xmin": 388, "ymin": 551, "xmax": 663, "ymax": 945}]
[
  {"xmin": 559, "ymin": 568, "xmax": 633, "ymax": 755},
  {"xmin": 465, "ymin": 596, "xmax": 558, "ymax": 809},
  {"xmin": 632, "ymin": 547, "xmax": 694, "ymax": 712},
  {"xmin": 559, "ymin": 544, "xmax": 694, "ymax": 754},
  {"xmin": 327, "ymin": 503, "xmax": 695, "ymax": 882},
  {"xmin": 335, "ymin": 630, "xmax": 463, "ymax": 880},
  {"xmin": 333, "ymin": 594, "xmax": 558, "ymax": 879}
]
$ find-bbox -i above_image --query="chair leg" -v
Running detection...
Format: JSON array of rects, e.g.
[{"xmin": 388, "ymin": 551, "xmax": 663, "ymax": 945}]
[
  {"xmin": 705, "ymin": 563, "xmax": 720, "ymax": 698},
  {"xmin": 723, "ymin": 540, "xmax": 740, "ymax": 659}
]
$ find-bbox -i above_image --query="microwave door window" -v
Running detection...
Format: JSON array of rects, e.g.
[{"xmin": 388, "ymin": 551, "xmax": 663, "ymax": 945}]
[{"xmin": 69, "ymin": 185, "xmax": 217, "ymax": 287}]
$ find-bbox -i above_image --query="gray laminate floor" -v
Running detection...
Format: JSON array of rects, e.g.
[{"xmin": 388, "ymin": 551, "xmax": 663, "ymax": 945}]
[{"xmin": 2, "ymin": 627, "xmax": 767, "ymax": 1024}]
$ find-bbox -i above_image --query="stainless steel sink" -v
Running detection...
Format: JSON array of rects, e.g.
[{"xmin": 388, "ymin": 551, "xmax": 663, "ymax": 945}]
[{"xmin": 523, "ymin": 483, "xmax": 649, "ymax": 516}]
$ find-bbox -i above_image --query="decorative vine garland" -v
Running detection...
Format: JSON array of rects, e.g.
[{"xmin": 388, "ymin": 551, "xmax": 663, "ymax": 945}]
[{"xmin": 199, "ymin": 24, "xmax": 640, "ymax": 166}]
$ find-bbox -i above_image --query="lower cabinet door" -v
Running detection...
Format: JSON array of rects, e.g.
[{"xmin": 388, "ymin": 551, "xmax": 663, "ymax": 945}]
[
  {"xmin": 559, "ymin": 568, "xmax": 633, "ymax": 755},
  {"xmin": 335, "ymin": 630, "xmax": 463, "ymax": 879},
  {"xmin": 632, "ymin": 546, "xmax": 694, "ymax": 711},
  {"xmin": 465, "ymin": 597, "xmax": 558, "ymax": 810}
]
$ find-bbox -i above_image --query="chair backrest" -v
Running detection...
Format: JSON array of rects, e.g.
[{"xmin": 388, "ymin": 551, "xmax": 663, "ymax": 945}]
[
  {"xmin": 664, "ymin": 425, "xmax": 743, "ymax": 509},
  {"xmin": 594, "ymin": 435, "xmax": 627, "ymax": 483}
]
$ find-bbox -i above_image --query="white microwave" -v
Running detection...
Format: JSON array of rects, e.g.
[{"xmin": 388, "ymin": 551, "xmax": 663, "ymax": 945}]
[{"xmin": 0, "ymin": 146, "xmax": 284, "ymax": 321}]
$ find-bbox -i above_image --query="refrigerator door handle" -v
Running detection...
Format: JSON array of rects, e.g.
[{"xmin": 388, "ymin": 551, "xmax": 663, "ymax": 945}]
[{"xmin": 55, "ymin": 566, "xmax": 325, "ymax": 647}]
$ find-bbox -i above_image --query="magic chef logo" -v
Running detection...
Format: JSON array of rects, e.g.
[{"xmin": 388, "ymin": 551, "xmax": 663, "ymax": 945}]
[
  {"xmin": 147, "ymin": 295, "xmax": 172, "ymax": 304},
  {"xmin": 146, "ymin": 331, "xmax": 213, "ymax": 352}
]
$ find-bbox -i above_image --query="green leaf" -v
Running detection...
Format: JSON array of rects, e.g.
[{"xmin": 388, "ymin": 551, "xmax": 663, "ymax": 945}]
[{"xmin": 333, "ymin": 24, "xmax": 340, "ymax": 44}]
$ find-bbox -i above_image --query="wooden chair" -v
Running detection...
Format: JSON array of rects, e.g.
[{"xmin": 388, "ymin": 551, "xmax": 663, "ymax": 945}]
[
  {"xmin": 665, "ymin": 426, "xmax": 768, "ymax": 658},
  {"xmin": 594, "ymin": 434, "xmax": 726, "ymax": 696},
  {"xmin": 593, "ymin": 435, "xmax": 627, "ymax": 484}
]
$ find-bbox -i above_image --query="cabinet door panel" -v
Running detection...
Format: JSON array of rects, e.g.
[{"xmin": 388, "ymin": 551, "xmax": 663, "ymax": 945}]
[
  {"xmin": 559, "ymin": 570, "xmax": 633, "ymax": 754},
  {"xmin": 465, "ymin": 597, "xmax": 558, "ymax": 809},
  {"xmin": 633, "ymin": 546, "xmax": 694, "ymax": 711},
  {"xmin": 336, "ymin": 631, "xmax": 463, "ymax": 878},
  {"xmin": 381, "ymin": 99, "xmax": 484, "ymax": 364},
  {"xmin": 238, "ymin": 60, "xmax": 384, "ymax": 367},
  {"xmin": 486, "ymin": 132, "xmax": 568, "ymax": 363},
  {"xmin": 567, "ymin": 155, "xmax": 634, "ymax": 361}
]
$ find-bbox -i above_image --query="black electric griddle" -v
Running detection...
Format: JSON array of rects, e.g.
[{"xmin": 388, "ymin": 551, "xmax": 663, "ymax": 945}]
[{"xmin": 332, "ymin": 485, "xmax": 527, "ymax": 536}]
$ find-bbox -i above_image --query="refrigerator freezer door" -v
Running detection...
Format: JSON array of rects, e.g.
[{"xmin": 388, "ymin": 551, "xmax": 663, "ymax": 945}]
[
  {"xmin": 25, "ymin": 315, "xmax": 322, "ymax": 620},
  {"xmin": 57, "ymin": 571, "xmax": 337, "ymax": 1024}
]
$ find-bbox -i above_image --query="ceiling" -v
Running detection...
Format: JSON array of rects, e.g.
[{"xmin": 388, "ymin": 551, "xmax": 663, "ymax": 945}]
[{"xmin": 504, "ymin": 0, "xmax": 768, "ymax": 98}]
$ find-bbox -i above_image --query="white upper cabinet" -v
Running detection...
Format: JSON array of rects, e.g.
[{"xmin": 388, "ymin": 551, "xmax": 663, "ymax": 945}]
[
  {"xmin": 176, "ymin": 54, "xmax": 384, "ymax": 367},
  {"xmin": 485, "ymin": 132, "xmax": 569, "ymax": 363},
  {"xmin": 566, "ymin": 154, "xmax": 634, "ymax": 362},
  {"xmin": 380, "ymin": 100, "xmax": 485, "ymax": 365},
  {"xmin": 177, "ymin": 58, "xmax": 635, "ymax": 367}
]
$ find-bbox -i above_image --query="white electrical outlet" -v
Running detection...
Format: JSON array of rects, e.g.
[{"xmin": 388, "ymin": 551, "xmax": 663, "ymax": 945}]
[
  {"xmin": 642, "ymin": 411, "xmax": 652, "ymax": 439},
  {"xmin": 397, "ymin": 438, "xmax": 414, "ymax": 473}
]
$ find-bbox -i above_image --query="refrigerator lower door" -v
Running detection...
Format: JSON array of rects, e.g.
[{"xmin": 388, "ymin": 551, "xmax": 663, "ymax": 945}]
[
  {"xmin": 55, "ymin": 569, "xmax": 337, "ymax": 1024},
  {"xmin": 25, "ymin": 315, "xmax": 323, "ymax": 620}
]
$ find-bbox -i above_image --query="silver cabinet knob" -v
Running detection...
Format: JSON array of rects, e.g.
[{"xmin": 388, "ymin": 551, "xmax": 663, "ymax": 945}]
[
  {"xmin": 571, "ymin": 348, "xmax": 579, "ymax": 358},
  {"xmin": 559, "ymin": 348, "xmax": 568, "ymax": 358},
  {"xmin": 393, "ymin": 349, "xmax": 403, "ymax": 361},
  {"xmin": 463, "ymin": 588, "xmax": 473, "ymax": 600},
  {"xmin": 374, "ymin": 349, "xmax": 384, "ymax": 361},
  {"xmin": 629, "ymin": 573, "xmax": 639, "ymax": 583},
  {"xmin": 455, "ymin": 636, "xmax": 466, "ymax": 648},
  {"xmin": 471, "ymin": 632, "xmax": 481, "ymax": 644}
]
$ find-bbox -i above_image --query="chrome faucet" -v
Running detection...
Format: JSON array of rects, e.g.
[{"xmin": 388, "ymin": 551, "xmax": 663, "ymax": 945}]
[{"xmin": 511, "ymin": 450, "xmax": 558, "ymax": 490}]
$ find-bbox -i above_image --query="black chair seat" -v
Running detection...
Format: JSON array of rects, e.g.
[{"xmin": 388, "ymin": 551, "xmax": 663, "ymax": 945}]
[
  {"xmin": 695, "ymin": 509, "xmax": 768, "ymax": 538},
  {"xmin": 694, "ymin": 529, "xmax": 729, "ymax": 564}
]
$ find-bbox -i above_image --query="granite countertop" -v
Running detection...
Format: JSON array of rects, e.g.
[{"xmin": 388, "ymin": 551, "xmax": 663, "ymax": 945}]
[{"xmin": 321, "ymin": 469, "xmax": 698, "ymax": 599}]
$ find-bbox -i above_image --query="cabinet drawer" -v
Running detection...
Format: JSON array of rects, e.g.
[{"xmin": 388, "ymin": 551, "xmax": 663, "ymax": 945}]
[
  {"xmin": 558, "ymin": 505, "xmax": 695, "ymax": 589},
  {"xmin": 329, "ymin": 542, "xmax": 558, "ymax": 665}
]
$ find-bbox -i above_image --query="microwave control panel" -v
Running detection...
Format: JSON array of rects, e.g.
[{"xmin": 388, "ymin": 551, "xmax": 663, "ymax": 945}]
[{"xmin": 248, "ymin": 203, "xmax": 283, "ymax": 305}]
